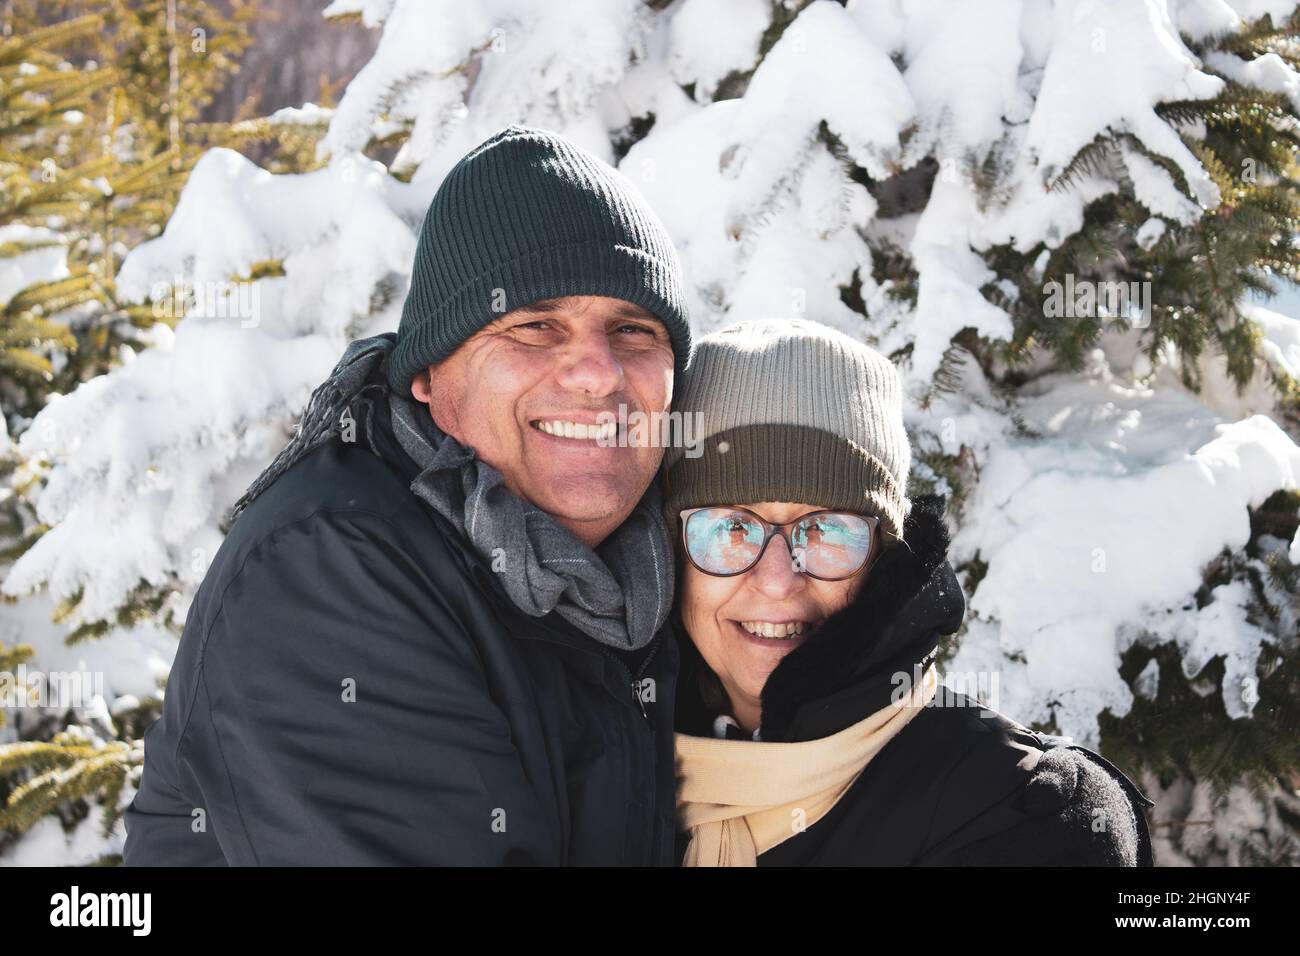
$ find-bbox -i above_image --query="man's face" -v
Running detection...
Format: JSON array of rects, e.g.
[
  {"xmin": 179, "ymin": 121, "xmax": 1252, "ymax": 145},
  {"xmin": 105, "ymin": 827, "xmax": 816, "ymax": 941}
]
[{"xmin": 410, "ymin": 295, "xmax": 675, "ymax": 549}]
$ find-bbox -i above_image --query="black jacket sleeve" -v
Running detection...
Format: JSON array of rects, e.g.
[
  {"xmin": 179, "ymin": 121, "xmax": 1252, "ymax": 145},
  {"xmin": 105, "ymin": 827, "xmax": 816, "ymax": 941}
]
[
  {"xmin": 125, "ymin": 509, "xmax": 560, "ymax": 865},
  {"xmin": 926, "ymin": 745, "xmax": 1154, "ymax": 866}
]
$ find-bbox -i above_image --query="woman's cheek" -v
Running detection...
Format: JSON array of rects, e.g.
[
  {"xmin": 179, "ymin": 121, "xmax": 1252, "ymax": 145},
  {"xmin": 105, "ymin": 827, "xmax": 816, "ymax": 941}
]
[{"xmin": 681, "ymin": 569, "xmax": 731, "ymax": 668}]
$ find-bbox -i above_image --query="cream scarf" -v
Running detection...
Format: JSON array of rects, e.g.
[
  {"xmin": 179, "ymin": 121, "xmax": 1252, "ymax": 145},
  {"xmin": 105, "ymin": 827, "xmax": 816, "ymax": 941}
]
[{"xmin": 675, "ymin": 663, "xmax": 939, "ymax": 866}]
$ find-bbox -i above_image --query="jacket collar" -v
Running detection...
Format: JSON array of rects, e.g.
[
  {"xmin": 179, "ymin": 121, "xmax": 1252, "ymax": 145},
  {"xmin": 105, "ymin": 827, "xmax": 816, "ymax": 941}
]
[{"xmin": 759, "ymin": 494, "xmax": 963, "ymax": 741}]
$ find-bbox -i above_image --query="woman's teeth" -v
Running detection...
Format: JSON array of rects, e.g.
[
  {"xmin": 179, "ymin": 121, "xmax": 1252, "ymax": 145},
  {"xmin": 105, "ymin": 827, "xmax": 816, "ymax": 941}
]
[
  {"xmin": 738, "ymin": 621, "xmax": 806, "ymax": 639},
  {"xmin": 532, "ymin": 419, "xmax": 617, "ymax": 441}
]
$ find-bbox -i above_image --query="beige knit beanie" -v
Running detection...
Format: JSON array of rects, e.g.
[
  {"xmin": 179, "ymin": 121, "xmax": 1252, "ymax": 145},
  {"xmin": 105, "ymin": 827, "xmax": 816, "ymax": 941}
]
[{"xmin": 662, "ymin": 318, "xmax": 911, "ymax": 547}]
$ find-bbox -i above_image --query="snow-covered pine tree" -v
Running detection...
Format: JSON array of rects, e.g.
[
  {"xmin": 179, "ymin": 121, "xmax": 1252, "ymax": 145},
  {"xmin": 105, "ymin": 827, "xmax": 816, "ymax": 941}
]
[
  {"xmin": 0, "ymin": 0, "xmax": 325, "ymax": 862},
  {"xmin": 3, "ymin": 0, "xmax": 1300, "ymax": 864},
  {"xmin": 1, "ymin": 8, "xmax": 115, "ymax": 418},
  {"xmin": 0, "ymin": 1, "xmax": 271, "ymax": 416}
]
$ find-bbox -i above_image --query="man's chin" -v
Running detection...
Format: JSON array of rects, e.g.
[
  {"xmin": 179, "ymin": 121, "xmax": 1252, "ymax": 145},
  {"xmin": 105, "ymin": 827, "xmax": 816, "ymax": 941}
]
[{"xmin": 525, "ymin": 474, "xmax": 649, "ymax": 526}]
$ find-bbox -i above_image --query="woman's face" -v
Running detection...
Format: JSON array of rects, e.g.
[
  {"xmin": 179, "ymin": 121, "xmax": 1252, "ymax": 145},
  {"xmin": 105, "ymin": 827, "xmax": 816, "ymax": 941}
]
[{"xmin": 678, "ymin": 501, "xmax": 871, "ymax": 730}]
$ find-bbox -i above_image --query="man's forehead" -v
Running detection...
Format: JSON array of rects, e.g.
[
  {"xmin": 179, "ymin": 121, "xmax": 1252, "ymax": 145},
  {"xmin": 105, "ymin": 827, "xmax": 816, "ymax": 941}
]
[{"xmin": 509, "ymin": 296, "xmax": 659, "ymax": 320}]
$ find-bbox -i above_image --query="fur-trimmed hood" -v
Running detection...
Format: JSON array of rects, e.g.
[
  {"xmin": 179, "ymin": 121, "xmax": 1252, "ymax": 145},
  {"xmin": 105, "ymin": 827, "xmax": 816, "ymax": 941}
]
[{"xmin": 674, "ymin": 494, "xmax": 966, "ymax": 743}]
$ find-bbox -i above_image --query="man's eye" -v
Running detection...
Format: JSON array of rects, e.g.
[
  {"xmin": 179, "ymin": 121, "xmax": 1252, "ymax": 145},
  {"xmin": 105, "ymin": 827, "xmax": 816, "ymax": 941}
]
[
  {"xmin": 514, "ymin": 321, "xmax": 550, "ymax": 331},
  {"xmin": 617, "ymin": 324, "xmax": 655, "ymax": 336}
]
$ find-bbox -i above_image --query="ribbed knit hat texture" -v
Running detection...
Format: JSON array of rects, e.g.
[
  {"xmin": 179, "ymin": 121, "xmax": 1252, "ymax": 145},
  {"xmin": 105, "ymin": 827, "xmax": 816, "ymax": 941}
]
[
  {"xmin": 387, "ymin": 124, "xmax": 692, "ymax": 394},
  {"xmin": 662, "ymin": 318, "xmax": 911, "ymax": 546}
]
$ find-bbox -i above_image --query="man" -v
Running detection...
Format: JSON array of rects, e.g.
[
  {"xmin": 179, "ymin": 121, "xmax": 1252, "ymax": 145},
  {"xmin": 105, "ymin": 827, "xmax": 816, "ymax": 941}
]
[{"xmin": 122, "ymin": 125, "xmax": 692, "ymax": 865}]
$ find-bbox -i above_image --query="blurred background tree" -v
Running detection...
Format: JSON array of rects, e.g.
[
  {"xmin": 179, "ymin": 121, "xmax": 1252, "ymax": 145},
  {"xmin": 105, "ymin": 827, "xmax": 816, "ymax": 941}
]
[{"xmin": 0, "ymin": 0, "xmax": 366, "ymax": 862}]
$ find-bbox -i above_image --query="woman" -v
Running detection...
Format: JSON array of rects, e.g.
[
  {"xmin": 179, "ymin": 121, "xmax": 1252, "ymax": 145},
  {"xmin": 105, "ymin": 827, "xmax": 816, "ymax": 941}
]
[{"xmin": 661, "ymin": 318, "xmax": 1154, "ymax": 866}]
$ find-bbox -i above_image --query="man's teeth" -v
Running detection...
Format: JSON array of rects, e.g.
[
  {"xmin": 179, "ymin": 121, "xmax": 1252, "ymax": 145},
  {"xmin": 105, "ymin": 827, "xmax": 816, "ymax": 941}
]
[
  {"xmin": 533, "ymin": 419, "xmax": 617, "ymax": 441},
  {"xmin": 738, "ymin": 621, "xmax": 806, "ymax": 639}
]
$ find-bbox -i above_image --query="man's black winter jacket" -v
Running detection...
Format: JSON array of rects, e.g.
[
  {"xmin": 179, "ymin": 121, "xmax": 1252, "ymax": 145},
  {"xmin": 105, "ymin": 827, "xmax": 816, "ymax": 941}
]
[{"xmin": 123, "ymin": 389, "xmax": 679, "ymax": 865}]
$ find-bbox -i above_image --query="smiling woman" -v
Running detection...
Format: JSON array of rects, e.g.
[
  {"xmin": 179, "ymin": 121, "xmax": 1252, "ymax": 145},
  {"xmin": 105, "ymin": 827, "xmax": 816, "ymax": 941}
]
[
  {"xmin": 662, "ymin": 318, "xmax": 1154, "ymax": 867},
  {"xmin": 662, "ymin": 318, "xmax": 911, "ymax": 737}
]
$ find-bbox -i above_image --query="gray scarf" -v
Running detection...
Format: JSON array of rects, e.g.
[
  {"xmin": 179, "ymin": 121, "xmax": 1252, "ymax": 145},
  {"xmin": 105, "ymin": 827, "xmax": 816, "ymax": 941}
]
[{"xmin": 228, "ymin": 333, "xmax": 674, "ymax": 652}]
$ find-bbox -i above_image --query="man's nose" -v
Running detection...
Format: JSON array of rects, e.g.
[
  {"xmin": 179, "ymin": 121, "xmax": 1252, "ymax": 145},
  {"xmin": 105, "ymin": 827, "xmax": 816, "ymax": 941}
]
[
  {"xmin": 747, "ymin": 532, "xmax": 807, "ymax": 600},
  {"xmin": 554, "ymin": 330, "xmax": 625, "ymax": 397}
]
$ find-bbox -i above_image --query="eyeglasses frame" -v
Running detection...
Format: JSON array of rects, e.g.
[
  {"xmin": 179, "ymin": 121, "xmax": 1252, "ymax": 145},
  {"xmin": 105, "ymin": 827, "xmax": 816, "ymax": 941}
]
[{"xmin": 679, "ymin": 505, "xmax": 882, "ymax": 581}]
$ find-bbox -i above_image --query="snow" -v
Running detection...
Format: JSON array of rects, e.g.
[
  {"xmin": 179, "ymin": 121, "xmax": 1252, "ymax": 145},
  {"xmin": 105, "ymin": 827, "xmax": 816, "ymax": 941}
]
[
  {"xmin": 1121, "ymin": 141, "xmax": 1205, "ymax": 225},
  {"xmin": 4, "ymin": 321, "xmax": 343, "ymax": 626},
  {"xmin": 0, "ymin": 225, "xmax": 69, "ymax": 309},
  {"xmin": 909, "ymin": 176, "xmax": 1017, "ymax": 386},
  {"xmin": 667, "ymin": 0, "xmax": 767, "ymax": 101},
  {"xmin": 1029, "ymin": 0, "xmax": 1223, "ymax": 205},
  {"xmin": 116, "ymin": 147, "xmax": 412, "ymax": 320},
  {"xmin": 320, "ymin": 0, "xmax": 651, "ymax": 173},
  {"xmin": 729, "ymin": 2, "xmax": 914, "ymax": 184},
  {"xmin": 0, "ymin": 803, "xmax": 128, "ymax": 868},
  {"xmin": 323, "ymin": 0, "xmax": 396, "ymax": 29},
  {"xmin": 1225, "ymin": 0, "xmax": 1299, "ymax": 21},
  {"xmin": 1147, "ymin": 580, "xmax": 1276, "ymax": 719},
  {"xmin": 265, "ymin": 103, "xmax": 334, "ymax": 127},
  {"xmin": 0, "ymin": 591, "xmax": 173, "ymax": 709},
  {"xmin": 1136, "ymin": 216, "xmax": 1168, "ymax": 250},
  {"xmin": 1206, "ymin": 49, "xmax": 1300, "ymax": 112},
  {"xmin": 1146, "ymin": 770, "xmax": 1300, "ymax": 865},
  {"xmin": 895, "ymin": 0, "xmax": 1028, "ymax": 156},
  {"xmin": 1172, "ymin": 0, "xmax": 1246, "ymax": 39},
  {"xmin": 946, "ymin": 350, "xmax": 1300, "ymax": 744},
  {"xmin": 4, "ymin": 146, "xmax": 417, "ymax": 629}
]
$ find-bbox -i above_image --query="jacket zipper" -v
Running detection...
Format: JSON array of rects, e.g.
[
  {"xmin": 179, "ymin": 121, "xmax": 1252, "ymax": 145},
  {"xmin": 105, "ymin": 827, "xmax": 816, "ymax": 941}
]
[
  {"xmin": 595, "ymin": 635, "xmax": 667, "ymax": 865},
  {"xmin": 631, "ymin": 638, "xmax": 663, "ymax": 720},
  {"xmin": 596, "ymin": 636, "xmax": 660, "ymax": 722},
  {"xmin": 418, "ymin": 495, "xmax": 674, "ymax": 864},
  {"xmin": 630, "ymin": 636, "xmax": 671, "ymax": 867},
  {"xmin": 483, "ymin": 564, "xmax": 661, "ymax": 724}
]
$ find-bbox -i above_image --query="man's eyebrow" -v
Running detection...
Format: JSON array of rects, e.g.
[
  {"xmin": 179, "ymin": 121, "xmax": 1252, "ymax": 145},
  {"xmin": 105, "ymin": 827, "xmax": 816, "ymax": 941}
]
[
  {"xmin": 509, "ymin": 298, "xmax": 566, "ymax": 315},
  {"xmin": 612, "ymin": 302, "xmax": 659, "ymax": 320},
  {"xmin": 506, "ymin": 298, "xmax": 660, "ymax": 321}
]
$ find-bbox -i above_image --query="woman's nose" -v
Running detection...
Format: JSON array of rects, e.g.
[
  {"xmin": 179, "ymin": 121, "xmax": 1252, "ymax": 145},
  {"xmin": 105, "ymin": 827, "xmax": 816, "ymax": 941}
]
[{"xmin": 746, "ymin": 532, "xmax": 807, "ymax": 598}]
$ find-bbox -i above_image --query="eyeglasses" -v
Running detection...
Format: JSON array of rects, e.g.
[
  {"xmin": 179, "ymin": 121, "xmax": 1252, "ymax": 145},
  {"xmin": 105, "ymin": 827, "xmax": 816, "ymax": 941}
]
[{"xmin": 680, "ymin": 506, "xmax": 881, "ymax": 581}]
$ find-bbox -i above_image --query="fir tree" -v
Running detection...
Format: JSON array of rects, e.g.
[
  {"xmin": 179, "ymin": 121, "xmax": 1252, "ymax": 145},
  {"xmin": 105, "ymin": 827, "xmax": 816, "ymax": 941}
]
[{"xmin": 0, "ymin": 0, "xmax": 325, "ymax": 857}]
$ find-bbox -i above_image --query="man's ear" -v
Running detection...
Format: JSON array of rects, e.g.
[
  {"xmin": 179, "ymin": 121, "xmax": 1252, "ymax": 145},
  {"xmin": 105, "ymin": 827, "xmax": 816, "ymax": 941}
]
[
  {"xmin": 409, "ymin": 367, "xmax": 434, "ymax": 403},
  {"xmin": 411, "ymin": 365, "xmax": 461, "ymax": 440}
]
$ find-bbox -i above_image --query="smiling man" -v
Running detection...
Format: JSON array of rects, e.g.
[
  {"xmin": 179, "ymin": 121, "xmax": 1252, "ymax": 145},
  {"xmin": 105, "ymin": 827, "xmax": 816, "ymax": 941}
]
[
  {"xmin": 122, "ymin": 126, "xmax": 692, "ymax": 865},
  {"xmin": 411, "ymin": 294, "xmax": 675, "ymax": 549}
]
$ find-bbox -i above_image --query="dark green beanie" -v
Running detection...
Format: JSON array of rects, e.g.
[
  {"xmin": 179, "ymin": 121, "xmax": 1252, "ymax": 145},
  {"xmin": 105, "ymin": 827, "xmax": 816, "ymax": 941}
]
[{"xmin": 386, "ymin": 124, "xmax": 692, "ymax": 395}]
